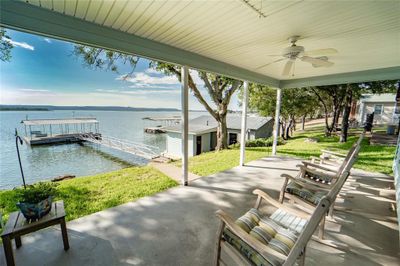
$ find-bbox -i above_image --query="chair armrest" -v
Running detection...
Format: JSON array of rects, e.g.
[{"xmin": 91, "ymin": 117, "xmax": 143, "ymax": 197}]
[
  {"xmin": 320, "ymin": 150, "xmax": 346, "ymax": 157},
  {"xmin": 283, "ymin": 172, "xmax": 332, "ymax": 191},
  {"xmin": 299, "ymin": 162, "xmax": 338, "ymax": 173},
  {"xmin": 253, "ymin": 189, "xmax": 310, "ymax": 219},
  {"xmin": 298, "ymin": 165, "xmax": 337, "ymax": 179},
  {"xmin": 215, "ymin": 210, "xmax": 288, "ymax": 261}
]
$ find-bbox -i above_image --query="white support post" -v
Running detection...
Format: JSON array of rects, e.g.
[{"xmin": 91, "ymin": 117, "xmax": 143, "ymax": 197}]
[
  {"xmin": 240, "ymin": 81, "xmax": 249, "ymax": 166},
  {"xmin": 272, "ymin": 88, "xmax": 282, "ymax": 156},
  {"xmin": 181, "ymin": 66, "xmax": 189, "ymax": 186}
]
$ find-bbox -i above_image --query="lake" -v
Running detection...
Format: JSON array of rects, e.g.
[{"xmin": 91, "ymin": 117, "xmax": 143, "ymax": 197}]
[{"xmin": 0, "ymin": 110, "xmax": 205, "ymax": 189}]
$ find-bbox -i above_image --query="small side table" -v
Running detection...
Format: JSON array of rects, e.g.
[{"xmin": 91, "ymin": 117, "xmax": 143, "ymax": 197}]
[{"xmin": 1, "ymin": 200, "xmax": 69, "ymax": 266}]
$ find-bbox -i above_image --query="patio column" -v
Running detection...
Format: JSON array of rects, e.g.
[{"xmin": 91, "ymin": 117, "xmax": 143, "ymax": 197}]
[
  {"xmin": 272, "ymin": 88, "xmax": 282, "ymax": 155},
  {"xmin": 181, "ymin": 65, "xmax": 189, "ymax": 186},
  {"xmin": 239, "ymin": 81, "xmax": 249, "ymax": 166}
]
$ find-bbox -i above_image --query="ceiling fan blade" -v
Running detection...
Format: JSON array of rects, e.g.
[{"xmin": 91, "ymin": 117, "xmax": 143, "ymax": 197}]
[
  {"xmin": 256, "ymin": 58, "xmax": 286, "ymax": 70},
  {"xmin": 303, "ymin": 48, "xmax": 338, "ymax": 56},
  {"xmin": 282, "ymin": 60, "xmax": 294, "ymax": 76},
  {"xmin": 301, "ymin": 56, "xmax": 334, "ymax": 67}
]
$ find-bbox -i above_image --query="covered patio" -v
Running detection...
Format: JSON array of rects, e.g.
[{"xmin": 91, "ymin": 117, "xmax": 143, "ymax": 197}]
[
  {"xmin": 1, "ymin": 0, "xmax": 399, "ymax": 265},
  {"xmin": 0, "ymin": 157, "xmax": 398, "ymax": 265}
]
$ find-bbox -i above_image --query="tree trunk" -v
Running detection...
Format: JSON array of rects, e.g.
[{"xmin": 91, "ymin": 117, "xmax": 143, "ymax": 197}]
[
  {"xmin": 301, "ymin": 115, "xmax": 306, "ymax": 131},
  {"xmin": 340, "ymin": 87, "xmax": 353, "ymax": 142},
  {"xmin": 329, "ymin": 108, "xmax": 337, "ymax": 133},
  {"xmin": 281, "ymin": 119, "xmax": 286, "ymax": 139},
  {"xmin": 215, "ymin": 114, "xmax": 228, "ymax": 150},
  {"xmin": 324, "ymin": 112, "xmax": 331, "ymax": 137},
  {"xmin": 285, "ymin": 118, "xmax": 294, "ymax": 139}
]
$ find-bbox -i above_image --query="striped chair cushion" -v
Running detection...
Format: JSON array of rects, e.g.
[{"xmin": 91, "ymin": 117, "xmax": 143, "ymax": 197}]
[
  {"xmin": 285, "ymin": 182, "xmax": 326, "ymax": 205},
  {"xmin": 222, "ymin": 208, "xmax": 299, "ymax": 266},
  {"xmin": 304, "ymin": 171, "xmax": 333, "ymax": 185}
]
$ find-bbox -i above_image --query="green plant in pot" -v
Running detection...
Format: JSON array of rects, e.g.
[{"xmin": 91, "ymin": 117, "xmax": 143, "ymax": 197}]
[{"xmin": 16, "ymin": 182, "xmax": 58, "ymax": 221}]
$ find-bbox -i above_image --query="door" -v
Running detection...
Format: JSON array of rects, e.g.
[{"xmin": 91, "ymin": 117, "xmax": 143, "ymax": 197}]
[
  {"xmin": 196, "ymin": 136, "xmax": 202, "ymax": 155},
  {"xmin": 229, "ymin": 133, "xmax": 238, "ymax": 145}
]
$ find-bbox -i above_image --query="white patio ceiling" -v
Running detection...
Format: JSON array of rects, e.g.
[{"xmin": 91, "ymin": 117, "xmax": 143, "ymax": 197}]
[{"xmin": 1, "ymin": 0, "xmax": 400, "ymax": 88}]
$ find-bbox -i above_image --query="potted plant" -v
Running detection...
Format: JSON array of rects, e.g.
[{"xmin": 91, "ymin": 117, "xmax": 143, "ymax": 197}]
[{"xmin": 16, "ymin": 182, "xmax": 58, "ymax": 221}]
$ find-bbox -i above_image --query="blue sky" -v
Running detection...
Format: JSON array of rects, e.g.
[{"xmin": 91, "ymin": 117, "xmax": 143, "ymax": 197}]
[{"xmin": 0, "ymin": 29, "xmax": 240, "ymax": 110}]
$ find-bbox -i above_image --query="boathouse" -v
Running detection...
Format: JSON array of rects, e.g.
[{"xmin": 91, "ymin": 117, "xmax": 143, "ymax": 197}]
[{"xmin": 21, "ymin": 117, "xmax": 100, "ymax": 145}]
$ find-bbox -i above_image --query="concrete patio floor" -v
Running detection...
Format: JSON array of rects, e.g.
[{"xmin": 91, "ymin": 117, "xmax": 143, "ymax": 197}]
[{"xmin": 1, "ymin": 156, "xmax": 398, "ymax": 265}]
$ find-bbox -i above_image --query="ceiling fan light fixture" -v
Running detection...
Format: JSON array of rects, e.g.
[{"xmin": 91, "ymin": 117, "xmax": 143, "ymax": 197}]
[{"xmin": 282, "ymin": 45, "xmax": 305, "ymax": 58}]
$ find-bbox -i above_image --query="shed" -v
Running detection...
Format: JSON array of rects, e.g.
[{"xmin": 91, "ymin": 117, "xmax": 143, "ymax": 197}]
[
  {"xmin": 164, "ymin": 115, "xmax": 273, "ymax": 157},
  {"xmin": 356, "ymin": 93, "xmax": 399, "ymax": 125}
]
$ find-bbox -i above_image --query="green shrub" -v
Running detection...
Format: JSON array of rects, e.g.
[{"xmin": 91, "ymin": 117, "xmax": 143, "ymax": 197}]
[{"xmin": 245, "ymin": 137, "xmax": 282, "ymax": 147}]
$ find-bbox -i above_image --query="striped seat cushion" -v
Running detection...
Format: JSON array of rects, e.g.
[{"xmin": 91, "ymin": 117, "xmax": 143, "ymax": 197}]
[
  {"xmin": 285, "ymin": 182, "xmax": 326, "ymax": 205},
  {"xmin": 222, "ymin": 208, "xmax": 300, "ymax": 266},
  {"xmin": 304, "ymin": 171, "xmax": 333, "ymax": 185}
]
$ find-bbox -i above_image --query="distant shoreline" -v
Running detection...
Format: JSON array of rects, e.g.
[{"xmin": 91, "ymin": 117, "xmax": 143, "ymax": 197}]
[
  {"xmin": 0, "ymin": 105, "xmax": 194, "ymax": 112},
  {"xmin": 0, "ymin": 107, "xmax": 49, "ymax": 111}
]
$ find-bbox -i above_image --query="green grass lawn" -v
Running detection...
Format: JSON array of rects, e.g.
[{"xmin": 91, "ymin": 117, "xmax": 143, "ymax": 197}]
[
  {"xmin": 172, "ymin": 146, "xmax": 272, "ymax": 176},
  {"xmin": 173, "ymin": 126, "xmax": 396, "ymax": 176},
  {"xmin": 0, "ymin": 166, "xmax": 177, "ymax": 226},
  {"xmin": 277, "ymin": 126, "xmax": 396, "ymax": 175}
]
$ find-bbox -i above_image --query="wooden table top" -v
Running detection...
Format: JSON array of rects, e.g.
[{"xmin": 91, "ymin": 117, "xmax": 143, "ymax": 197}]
[{"xmin": 1, "ymin": 200, "xmax": 65, "ymax": 237}]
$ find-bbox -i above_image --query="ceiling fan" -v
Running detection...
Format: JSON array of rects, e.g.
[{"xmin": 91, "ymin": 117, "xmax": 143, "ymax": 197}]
[{"xmin": 257, "ymin": 36, "xmax": 338, "ymax": 76}]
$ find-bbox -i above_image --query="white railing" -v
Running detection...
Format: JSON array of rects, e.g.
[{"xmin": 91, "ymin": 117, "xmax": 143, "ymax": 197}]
[{"xmin": 78, "ymin": 133, "xmax": 159, "ymax": 160}]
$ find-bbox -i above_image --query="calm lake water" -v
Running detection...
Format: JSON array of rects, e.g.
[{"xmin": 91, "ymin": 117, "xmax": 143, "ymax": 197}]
[{"xmin": 0, "ymin": 110, "xmax": 205, "ymax": 189}]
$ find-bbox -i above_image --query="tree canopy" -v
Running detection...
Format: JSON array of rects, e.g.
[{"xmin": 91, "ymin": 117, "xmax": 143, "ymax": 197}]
[{"xmin": 0, "ymin": 28, "xmax": 13, "ymax": 62}]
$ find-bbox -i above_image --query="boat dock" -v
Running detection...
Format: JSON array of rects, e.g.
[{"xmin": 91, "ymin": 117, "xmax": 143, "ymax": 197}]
[
  {"xmin": 142, "ymin": 116, "xmax": 180, "ymax": 134},
  {"xmin": 20, "ymin": 117, "xmax": 161, "ymax": 160},
  {"xmin": 21, "ymin": 118, "xmax": 100, "ymax": 145},
  {"xmin": 144, "ymin": 127, "xmax": 166, "ymax": 134}
]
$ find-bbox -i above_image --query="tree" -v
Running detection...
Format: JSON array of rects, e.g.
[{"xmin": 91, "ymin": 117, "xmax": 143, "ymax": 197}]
[
  {"xmin": 73, "ymin": 45, "xmax": 241, "ymax": 150},
  {"xmin": 340, "ymin": 84, "xmax": 353, "ymax": 142},
  {"xmin": 309, "ymin": 81, "xmax": 399, "ymax": 141},
  {"xmin": 309, "ymin": 86, "xmax": 347, "ymax": 137},
  {"xmin": 247, "ymin": 85, "xmax": 317, "ymax": 139},
  {"xmin": 0, "ymin": 28, "xmax": 13, "ymax": 62}
]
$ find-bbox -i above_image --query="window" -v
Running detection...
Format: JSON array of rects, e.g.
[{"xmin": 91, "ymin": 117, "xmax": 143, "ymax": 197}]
[{"xmin": 374, "ymin": 104, "xmax": 383, "ymax": 115}]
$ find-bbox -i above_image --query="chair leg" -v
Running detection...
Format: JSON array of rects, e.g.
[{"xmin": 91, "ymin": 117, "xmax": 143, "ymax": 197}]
[
  {"xmin": 328, "ymin": 202, "xmax": 334, "ymax": 218},
  {"xmin": 298, "ymin": 247, "xmax": 306, "ymax": 266},
  {"xmin": 214, "ymin": 221, "xmax": 225, "ymax": 266},
  {"xmin": 318, "ymin": 215, "xmax": 326, "ymax": 239},
  {"xmin": 279, "ymin": 178, "xmax": 289, "ymax": 203}
]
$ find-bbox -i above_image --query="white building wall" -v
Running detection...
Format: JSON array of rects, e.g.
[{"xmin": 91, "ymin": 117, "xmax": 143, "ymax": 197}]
[
  {"xmin": 362, "ymin": 102, "xmax": 397, "ymax": 125},
  {"xmin": 166, "ymin": 132, "xmax": 195, "ymax": 157}
]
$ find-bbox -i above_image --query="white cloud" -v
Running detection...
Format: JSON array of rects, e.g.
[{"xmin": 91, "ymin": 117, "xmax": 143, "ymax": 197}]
[
  {"xmin": 95, "ymin": 88, "xmax": 180, "ymax": 95},
  {"xmin": 145, "ymin": 68, "xmax": 161, "ymax": 74},
  {"xmin": 116, "ymin": 69, "xmax": 205, "ymax": 92},
  {"xmin": 19, "ymin": 89, "xmax": 50, "ymax": 92},
  {"xmin": 5, "ymin": 39, "xmax": 34, "ymax": 51},
  {"xmin": 117, "ymin": 72, "xmax": 179, "ymax": 85},
  {"xmin": 43, "ymin": 38, "xmax": 52, "ymax": 43}
]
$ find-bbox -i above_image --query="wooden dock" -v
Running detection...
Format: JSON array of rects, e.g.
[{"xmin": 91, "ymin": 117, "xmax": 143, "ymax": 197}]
[
  {"xmin": 23, "ymin": 133, "xmax": 101, "ymax": 145},
  {"xmin": 144, "ymin": 127, "xmax": 166, "ymax": 134}
]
